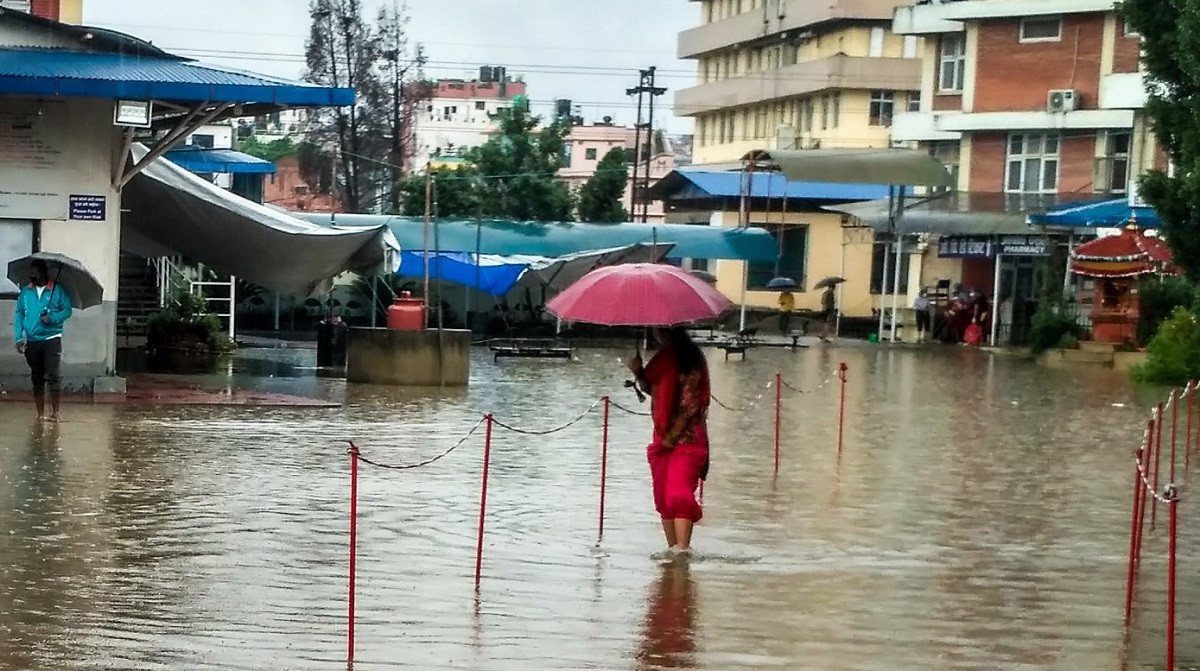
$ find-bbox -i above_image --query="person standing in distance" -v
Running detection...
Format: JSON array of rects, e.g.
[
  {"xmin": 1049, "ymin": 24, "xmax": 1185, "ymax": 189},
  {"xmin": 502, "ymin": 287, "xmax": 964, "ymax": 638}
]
[{"xmin": 13, "ymin": 259, "xmax": 72, "ymax": 421}]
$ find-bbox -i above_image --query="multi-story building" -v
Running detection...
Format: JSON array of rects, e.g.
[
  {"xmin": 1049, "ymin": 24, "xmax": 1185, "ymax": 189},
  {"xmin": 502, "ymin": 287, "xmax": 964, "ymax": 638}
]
[
  {"xmin": 887, "ymin": 0, "xmax": 1165, "ymax": 342},
  {"xmin": 560, "ymin": 120, "xmax": 676, "ymax": 222},
  {"xmin": 675, "ymin": 0, "xmax": 924, "ymax": 164},
  {"xmin": 891, "ymin": 0, "xmax": 1158, "ymax": 204},
  {"xmin": 0, "ymin": 0, "xmax": 81, "ymax": 23},
  {"xmin": 412, "ymin": 67, "xmax": 527, "ymax": 169}
]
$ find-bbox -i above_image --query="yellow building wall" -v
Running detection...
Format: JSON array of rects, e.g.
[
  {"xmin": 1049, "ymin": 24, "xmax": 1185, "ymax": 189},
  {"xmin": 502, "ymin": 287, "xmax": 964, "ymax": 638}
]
[
  {"xmin": 59, "ymin": 0, "xmax": 83, "ymax": 24},
  {"xmin": 709, "ymin": 210, "xmax": 899, "ymax": 319}
]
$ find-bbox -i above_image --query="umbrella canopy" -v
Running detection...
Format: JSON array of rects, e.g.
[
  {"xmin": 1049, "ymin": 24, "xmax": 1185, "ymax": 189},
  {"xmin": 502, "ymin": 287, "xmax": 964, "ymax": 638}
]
[
  {"xmin": 690, "ymin": 269, "xmax": 718, "ymax": 285},
  {"xmin": 545, "ymin": 263, "xmax": 733, "ymax": 327},
  {"xmin": 1069, "ymin": 225, "xmax": 1176, "ymax": 278},
  {"xmin": 813, "ymin": 276, "xmax": 846, "ymax": 290},
  {"xmin": 7, "ymin": 251, "xmax": 103, "ymax": 309},
  {"xmin": 766, "ymin": 276, "xmax": 798, "ymax": 290}
]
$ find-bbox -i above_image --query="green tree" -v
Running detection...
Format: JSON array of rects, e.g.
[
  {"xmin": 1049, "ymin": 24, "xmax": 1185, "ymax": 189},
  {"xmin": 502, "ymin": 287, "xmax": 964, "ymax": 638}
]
[
  {"xmin": 577, "ymin": 147, "xmax": 629, "ymax": 222},
  {"xmin": 395, "ymin": 165, "xmax": 482, "ymax": 217},
  {"xmin": 237, "ymin": 136, "xmax": 297, "ymax": 163},
  {"xmin": 467, "ymin": 104, "xmax": 575, "ymax": 221},
  {"xmin": 1124, "ymin": 0, "xmax": 1200, "ymax": 279}
]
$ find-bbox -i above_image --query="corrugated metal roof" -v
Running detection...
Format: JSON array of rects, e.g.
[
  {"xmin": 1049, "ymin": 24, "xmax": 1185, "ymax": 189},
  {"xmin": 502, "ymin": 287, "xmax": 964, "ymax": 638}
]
[
  {"xmin": 657, "ymin": 169, "xmax": 901, "ymax": 202},
  {"xmin": 0, "ymin": 47, "xmax": 354, "ymax": 106},
  {"xmin": 163, "ymin": 147, "xmax": 277, "ymax": 175}
]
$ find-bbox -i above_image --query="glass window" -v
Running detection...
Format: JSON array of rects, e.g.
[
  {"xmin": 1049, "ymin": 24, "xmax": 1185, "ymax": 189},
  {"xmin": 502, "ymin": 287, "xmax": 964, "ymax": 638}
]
[
  {"xmin": 1020, "ymin": 17, "xmax": 1062, "ymax": 42},
  {"xmin": 903, "ymin": 35, "xmax": 919, "ymax": 59},
  {"xmin": 869, "ymin": 90, "xmax": 895, "ymax": 126},
  {"xmin": 0, "ymin": 219, "xmax": 34, "ymax": 295},
  {"xmin": 870, "ymin": 237, "xmax": 912, "ymax": 295},
  {"xmin": 1102, "ymin": 131, "xmax": 1131, "ymax": 193},
  {"xmin": 746, "ymin": 224, "xmax": 807, "ymax": 289},
  {"xmin": 869, "ymin": 27, "xmax": 885, "ymax": 57},
  {"xmin": 820, "ymin": 96, "xmax": 830, "ymax": 130},
  {"xmin": 1005, "ymin": 132, "xmax": 1060, "ymax": 194},
  {"xmin": 585, "ymin": 148, "xmax": 598, "ymax": 160},
  {"xmin": 831, "ymin": 93, "xmax": 840, "ymax": 128},
  {"xmin": 939, "ymin": 34, "xmax": 966, "ymax": 92}
]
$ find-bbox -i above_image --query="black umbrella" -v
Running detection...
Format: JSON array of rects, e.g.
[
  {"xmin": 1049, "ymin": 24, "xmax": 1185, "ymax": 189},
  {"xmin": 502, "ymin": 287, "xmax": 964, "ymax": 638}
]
[
  {"xmin": 813, "ymin": 276, "xmax": 846, "ymax": 290},
  {"xmin": 7, "ymin": 252, "xmax": 103, "ymax": 309},
  {"xmin": 766, "ymin": 276, "xmax": 798, "ymax": 290}
]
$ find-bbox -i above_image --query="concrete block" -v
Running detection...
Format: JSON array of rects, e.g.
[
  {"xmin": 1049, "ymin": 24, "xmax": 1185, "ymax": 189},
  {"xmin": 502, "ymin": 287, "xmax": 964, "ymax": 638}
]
[
  {"xmin": 92, "ymin": 376, "xmax": 127, "ymax": 395},
  {"xmin": 346, "ymin": 327, "xmax": 470, "ymax": 387},
  {"xmin": 1061, "ymin": 349, "xmax": 1115, "ymax": 366},
  {"xmin": 1113, "ymin": 351, "xmax": 1148, "ymax": 373}
]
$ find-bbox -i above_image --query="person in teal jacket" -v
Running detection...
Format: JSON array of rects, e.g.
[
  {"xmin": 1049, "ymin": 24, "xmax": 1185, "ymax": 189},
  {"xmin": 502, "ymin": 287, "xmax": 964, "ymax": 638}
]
[{"xmin": 13, "ymin": 259, "xmax": 72, "ymax": 421}]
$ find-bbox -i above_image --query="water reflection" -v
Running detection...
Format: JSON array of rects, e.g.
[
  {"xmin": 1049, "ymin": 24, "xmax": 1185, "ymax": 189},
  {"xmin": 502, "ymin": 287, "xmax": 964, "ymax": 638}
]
[{"xmin": 635, "ymin": 563, "xmax": 697, "ymax": 670}]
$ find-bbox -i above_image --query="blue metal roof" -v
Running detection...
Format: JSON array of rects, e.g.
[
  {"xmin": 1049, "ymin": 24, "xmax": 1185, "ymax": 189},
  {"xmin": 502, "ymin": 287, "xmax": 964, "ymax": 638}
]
[
  {"xmin": 164, "ymin": 147, "xmax": 277, "ymax": 175},
  {"xmin": 0, "ymin": 48, "xmax": 354, "ymax": 106},
  {"xmin": 658, "ymin": 169, "xmax": 905, "ymax": 201},
  {"xmin": 1026, "ymin": 198, "xmax": 1159, "ymax": 228}
]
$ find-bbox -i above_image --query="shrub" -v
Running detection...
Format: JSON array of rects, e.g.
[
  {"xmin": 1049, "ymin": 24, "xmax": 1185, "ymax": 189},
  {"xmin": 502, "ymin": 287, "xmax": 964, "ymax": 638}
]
[
  {"xmin": 147, "ymin": 291, "xmax": 235, "ymax": 354},
  {"xmin": 1137, "ymin": 275, "xmax": 1199, "ymax": 345},
  {"xmin": 1133, "ymin": 307, "xmax": 1200, "ymax": 385},
  {"xmin": 1028, "ymin": 303, "xmax": 1086, "ymax": 354}
]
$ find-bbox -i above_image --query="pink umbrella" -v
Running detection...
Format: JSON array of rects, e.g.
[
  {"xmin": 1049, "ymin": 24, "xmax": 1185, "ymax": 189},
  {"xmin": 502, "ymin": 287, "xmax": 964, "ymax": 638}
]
[{"xmin": 545, "ymin": 263, "xmax": 733, "ymax": 327}]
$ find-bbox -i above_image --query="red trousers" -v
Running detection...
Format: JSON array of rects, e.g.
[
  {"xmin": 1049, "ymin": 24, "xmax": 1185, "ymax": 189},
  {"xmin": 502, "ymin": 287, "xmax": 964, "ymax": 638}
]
[{"xmin": 648, "ymin": 443, "xmax": 707, "ymax": 523}]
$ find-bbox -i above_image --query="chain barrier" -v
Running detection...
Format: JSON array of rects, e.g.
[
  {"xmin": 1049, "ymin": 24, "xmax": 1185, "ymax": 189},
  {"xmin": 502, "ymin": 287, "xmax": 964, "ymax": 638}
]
[
  {"xmin": 711, "ymin": 379, "xmax": 774, "ymax": 413},
  {"xmin": 490, "ymin": 399, "xmax": 602, "ymax": 435},
  {"xmin": 610, "ymin": 399, "xmax": 652, "ymax": 416},
  {"xmin": 780, "ymin": 369, "xmax": 839, "ymax": 395},
  {"xmin": 350, "ymin": 416, "xmax": 487, "ymax": 470},
  {"xmin": 1135, "ymin": 444, "xmax": 1181, "ymax": 504}
]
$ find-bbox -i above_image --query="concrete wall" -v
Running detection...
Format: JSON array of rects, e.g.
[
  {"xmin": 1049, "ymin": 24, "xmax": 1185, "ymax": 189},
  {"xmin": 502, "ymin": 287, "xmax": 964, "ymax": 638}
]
[
  {"xmin": 0, "ymin": 96, "xmax": 122, "ymax": 389},
  {"xmin": 346, "ymin": 328, "xmax": 470, "ymax": 387}
]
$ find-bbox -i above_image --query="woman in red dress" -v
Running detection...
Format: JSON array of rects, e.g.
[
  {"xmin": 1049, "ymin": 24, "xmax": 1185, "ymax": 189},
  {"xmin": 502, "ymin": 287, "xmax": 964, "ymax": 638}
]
[{"xmin": 627, "ymin": 328, "xmax": 711, "ymax": 558}]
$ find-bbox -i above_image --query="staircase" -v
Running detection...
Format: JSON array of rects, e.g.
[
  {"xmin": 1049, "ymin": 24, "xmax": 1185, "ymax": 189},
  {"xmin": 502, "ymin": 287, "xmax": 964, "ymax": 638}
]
[{"xmin": 116, "ymin": 253, "xmax": 160, "ymax": 346}]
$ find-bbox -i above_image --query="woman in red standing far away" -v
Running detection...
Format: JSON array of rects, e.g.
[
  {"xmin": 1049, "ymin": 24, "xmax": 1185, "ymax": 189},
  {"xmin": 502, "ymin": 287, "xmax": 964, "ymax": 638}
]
[{"xmin": 627, "ymin": 327, "xmax": 711, "ymax": 559}]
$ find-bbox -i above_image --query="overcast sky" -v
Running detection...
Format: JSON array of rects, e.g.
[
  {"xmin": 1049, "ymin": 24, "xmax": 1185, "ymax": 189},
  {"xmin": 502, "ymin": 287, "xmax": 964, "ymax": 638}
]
[{"xmin": 82, "ymin": 0, "xmax": 697, "ymax": 134}]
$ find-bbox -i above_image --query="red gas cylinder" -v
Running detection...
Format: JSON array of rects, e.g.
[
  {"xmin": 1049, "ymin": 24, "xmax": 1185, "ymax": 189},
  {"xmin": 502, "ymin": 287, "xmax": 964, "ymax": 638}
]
[{"xmin": 386, "ymin": 291, "xmax": 426, "ymax": 330}]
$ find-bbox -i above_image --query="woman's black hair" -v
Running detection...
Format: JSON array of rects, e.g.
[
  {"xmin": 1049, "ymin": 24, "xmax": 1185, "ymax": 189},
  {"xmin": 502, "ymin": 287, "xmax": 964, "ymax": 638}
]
[{"xmin": 664, "ymin": 327, "xmax": 706, "ymax": 374}]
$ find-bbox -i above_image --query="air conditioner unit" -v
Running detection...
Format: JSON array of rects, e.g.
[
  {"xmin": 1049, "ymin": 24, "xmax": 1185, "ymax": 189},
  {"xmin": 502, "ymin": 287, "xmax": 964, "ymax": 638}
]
[{"xmin": 1047, "ymin": 89, "xmax": 1079, "ymax": 113}]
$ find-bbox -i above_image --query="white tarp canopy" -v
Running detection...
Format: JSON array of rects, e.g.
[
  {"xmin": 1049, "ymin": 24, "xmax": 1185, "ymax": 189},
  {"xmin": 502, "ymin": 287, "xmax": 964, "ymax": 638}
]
[{"xmin": 122, "ymin": 144, "xmax": 389, "ymax": 296}]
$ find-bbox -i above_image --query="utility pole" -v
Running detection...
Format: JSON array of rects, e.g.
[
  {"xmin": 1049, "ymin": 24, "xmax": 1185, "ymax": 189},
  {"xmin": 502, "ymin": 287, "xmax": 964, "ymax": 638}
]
[{"xmin": 626, "ymin": 67, "xmax": 666, "ymax": 223}]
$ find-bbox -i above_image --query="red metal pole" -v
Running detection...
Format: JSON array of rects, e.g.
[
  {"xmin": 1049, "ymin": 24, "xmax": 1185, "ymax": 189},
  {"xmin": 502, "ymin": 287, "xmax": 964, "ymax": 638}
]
[
  {"xmin": 1136, "ymin": 419, "xmax": 1153, "ymax": 567},
  {"xmin": 348, "ymin": 442, "xmax": 359, "ymax": 670},
  {"xmin": 1170, "ymin": 389, "xmax": 1178, "ymax": 483},
  {"xmin": 774, "ymin": 371, "xmax": 782, "ymax": 474},
  {"xmin": 1152, "ymin": 403, "xmax": 1163, "ymax": 529},
  {"xmin": 1186, "ymin": 382, "xmax": 1194, "ymax": 472},
  {"xmin": 475, "ymin": 414, "xmax": 494, "ymax": 591},
  {"xmin": 1125, "ymin": 446, "xmax": 1144, "ymax": 626},
  {"xmin": 1166, "ymin": 488, "xmax": 1179, "ymax": 671},
  {"xmin": 837, "ymin": 363, "xmax": 848, "ymax": 458},
  {"xmin": 599, "ymin": 396, "xmax": 610, "ymax": 542}
]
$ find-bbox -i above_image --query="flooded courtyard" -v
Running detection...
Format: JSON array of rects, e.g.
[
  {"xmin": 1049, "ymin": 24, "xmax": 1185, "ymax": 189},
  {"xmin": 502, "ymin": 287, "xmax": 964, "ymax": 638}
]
[{"xmin": 1, "ymin": 344, "xmax": 1195, "ymax": 670}]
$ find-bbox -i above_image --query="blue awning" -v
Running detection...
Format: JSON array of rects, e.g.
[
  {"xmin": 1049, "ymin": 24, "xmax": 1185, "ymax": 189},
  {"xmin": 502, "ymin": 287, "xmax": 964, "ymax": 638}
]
[
  {"xmin": 1025, "ymin": 198, "xmax": 1159, "ymax": 228},
  {"xmin": 164, "ymin": 147, "xmax": 277, "ymax": 175},
  {"xmin": 291, "ymin": 214, "xmax": 780, "ymax": 264},
  {"xmin": 0, "ymin": 48, "xmax": 354, "ymax": 106},
  {"xmin": 397, "ymin": 251, "xmax": 528, "ymax": 296},
  {"xmin": 650, "ymin": 169, "xmax": 906, "ymax": 201}
]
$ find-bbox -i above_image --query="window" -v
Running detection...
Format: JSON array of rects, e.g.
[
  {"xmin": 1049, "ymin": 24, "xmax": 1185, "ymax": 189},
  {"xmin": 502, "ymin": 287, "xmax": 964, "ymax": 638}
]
[
  {"xmin": 803, "ymin": 99, "xmax": 814, "ymax": 132},
  {"xmin": 820, "ymin": 96, "xmax": 829, "ymax": 130},
  {"xmin": 903, "ymin": 35, "xmax": 919, "ymax": 59},
  {"xmin": 475, "ymin": 101, "xmax": 486, "ymax": 110},
  {"xmin": 191, "ymin": 133, "xmax": 215, "ymax": 148},
  {"xmin": 1020, "ymin": 17, "xmax": 1062, "ymax": 42},
  {"xmin": 585, "ymin": 147, "xmax": 598, "ymax": 160},
  {"xmin": 0, "ymin": 219, "xmax": 35, "ymax": 296},
  {"xmin": 869, "ymin": 236, "xmax": 913, "ymax": 295},
  {"xmin": 831, "ymin": 93, "xmax": 840, "ymax": 128},
  {"xmin": 1098, "ymin": 132, "xmax": 1131, "ymax": 194},
  {"xmin": 1006, "ymin": 133, "xmax": 1059, "ymax": 193},
  {"xmin": 1123, "ymin": 19, "xmax": 1140, "ymax": 37},
  {"xmin": 746, "ymin": 225, "xmax": 807, "ymax": 289},
  {"xmin": 869, "ymin": 90, "xmax": 895, "ymax": 126},
  {"xmin": 905, "ymin": 93, "xmax": 920, "ymax": 112},
  {"xmin": 754, "ymin": 106, "xmax": 768, "ymax": 137},
  {"xmin": 869, "ymin": 27, "xmax": 885, "ymax": 58},
  {"xmin": 939, "ymin": 34, "xmax": 966, "ymax": 91}
]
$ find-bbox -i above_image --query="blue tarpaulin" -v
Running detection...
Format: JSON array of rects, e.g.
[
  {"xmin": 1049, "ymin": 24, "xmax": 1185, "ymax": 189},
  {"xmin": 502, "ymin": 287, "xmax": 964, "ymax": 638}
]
[
  {"xmin": 1026, "ymin": 198, "xmax": 1159, "ymax": 228},
  {"xmin": 397, "ymin": 251, "xmax": 528, "ymax": 296},
  {"xmin": 164, "ymin": 147, "xmax": 277, "ymax": 174}
]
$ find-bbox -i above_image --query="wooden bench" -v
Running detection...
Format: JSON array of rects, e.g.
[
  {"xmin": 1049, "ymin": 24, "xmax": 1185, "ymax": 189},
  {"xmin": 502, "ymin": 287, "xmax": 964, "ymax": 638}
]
[{"xmin": 716, "ymin": 327, "xmax": 758, "ymax": 361}]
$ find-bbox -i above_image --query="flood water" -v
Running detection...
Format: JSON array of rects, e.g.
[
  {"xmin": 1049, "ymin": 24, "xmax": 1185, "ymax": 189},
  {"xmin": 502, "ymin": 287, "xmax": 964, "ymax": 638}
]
[{"xmin": 1, "ymin": 344, "xmax": 1196, "ymax": 670}]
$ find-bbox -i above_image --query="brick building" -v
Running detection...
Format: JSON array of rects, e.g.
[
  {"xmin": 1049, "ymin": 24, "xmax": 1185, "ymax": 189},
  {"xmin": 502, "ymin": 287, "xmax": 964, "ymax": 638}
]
[{"xmin": 882, "ymin": 0, "xmax": 1163, "ymax": 343}]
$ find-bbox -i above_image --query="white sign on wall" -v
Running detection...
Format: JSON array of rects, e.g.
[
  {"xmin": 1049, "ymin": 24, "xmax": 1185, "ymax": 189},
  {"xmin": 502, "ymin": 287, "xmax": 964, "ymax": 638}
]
[
  {"xmin": 0, "ymin": 102, "xmax": 69, "ymax": 220},
  {"xmin": 1129, "ymin": 179, "xmax": 1149, "ymax": 208}
]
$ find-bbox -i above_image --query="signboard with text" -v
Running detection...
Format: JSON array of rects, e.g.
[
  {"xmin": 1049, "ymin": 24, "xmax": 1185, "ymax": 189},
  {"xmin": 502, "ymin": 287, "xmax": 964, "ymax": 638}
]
[
  {"xmin": 69, "ymin": 194, "xmax": 106, "ymax": 221},
  {"xmin": 0, "ymin": 103, "xmax": 69, "ymax": 220},
  {"xmin": 938, "ymin": 235, "xmax": 1051, "ymax": 258}
]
